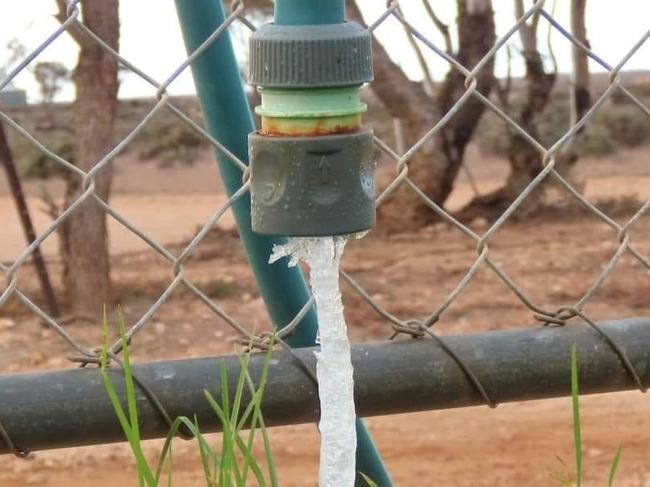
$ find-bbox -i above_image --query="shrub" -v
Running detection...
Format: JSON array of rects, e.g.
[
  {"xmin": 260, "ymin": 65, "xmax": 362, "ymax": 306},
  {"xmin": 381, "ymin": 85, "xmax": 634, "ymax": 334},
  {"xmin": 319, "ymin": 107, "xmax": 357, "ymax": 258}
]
[
  {"xmin": 593, "ymin": 104, "xmax": 650, "ymax": 148},
  {"xmin": 137, "ymin": 121, "xmax": 208, "ymax": 167},
  {"xmin": 477, "ymin": 97, "xmax": 650, "ymax": 158},
  {"xmin": 17, "ymin": 136, "xmax": 74, "ymax": 179}
]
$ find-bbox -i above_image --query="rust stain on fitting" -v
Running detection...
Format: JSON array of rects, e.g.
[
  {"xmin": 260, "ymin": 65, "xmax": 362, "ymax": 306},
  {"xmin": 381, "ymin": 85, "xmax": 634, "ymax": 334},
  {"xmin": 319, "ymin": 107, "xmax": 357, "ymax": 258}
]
[
  {"xmin": 260, "ymin": 125, "xmax": 362, "ymax": 137},
  {"xmin": 260, "ymin": 116, "xmax": 362, "ymax": 137}
]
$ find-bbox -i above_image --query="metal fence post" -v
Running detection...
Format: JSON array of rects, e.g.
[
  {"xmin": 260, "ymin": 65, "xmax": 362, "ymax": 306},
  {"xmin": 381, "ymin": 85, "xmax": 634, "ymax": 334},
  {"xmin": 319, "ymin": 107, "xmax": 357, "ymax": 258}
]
[
  {"xmin": 173, "ymin": 1, "xmax": 393, "ymax": 485},
  {"xmin": 173, "ymin": 0, "xmax": 317, "ymax": 346}
]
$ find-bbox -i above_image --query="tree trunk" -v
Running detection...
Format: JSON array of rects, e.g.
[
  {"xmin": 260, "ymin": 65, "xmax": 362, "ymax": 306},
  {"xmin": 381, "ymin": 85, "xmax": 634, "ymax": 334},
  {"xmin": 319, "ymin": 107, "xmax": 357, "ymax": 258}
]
[
  {"xmin": 570, "ymin": 0, "xmax": 591, "ymax": 125},
  {"xmin": 61, "ymin": 0, "xmax": 119, "ymax": 321},
  {"xmin": 459, "ymin": 0, "xmax": 591, "ymax": 222},
  {"xmin": 459, "ymin": 58, "xmax": 557, "ymax": 220},
  {"xmin": 458, "ymin": 2, "xmax": 557, "ymax": 221},
  {"xmin": 420, "ymin": 0, "xmax": 496, "ymax": 207},
  {"xmin": 348, "ymin": 0, "xmax": 496, "ymax": 231}
]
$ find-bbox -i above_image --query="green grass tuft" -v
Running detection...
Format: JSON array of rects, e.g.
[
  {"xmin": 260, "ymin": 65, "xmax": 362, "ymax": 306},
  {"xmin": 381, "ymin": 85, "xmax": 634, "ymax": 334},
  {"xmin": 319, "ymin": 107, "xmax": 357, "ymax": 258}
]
[
  {"xmin": 100, "ymin": 311, "xmax": 278, "ymax": 487},
  {"xmin": 551, "ymin": 345, "xmax": 623, "ymax": 487}
]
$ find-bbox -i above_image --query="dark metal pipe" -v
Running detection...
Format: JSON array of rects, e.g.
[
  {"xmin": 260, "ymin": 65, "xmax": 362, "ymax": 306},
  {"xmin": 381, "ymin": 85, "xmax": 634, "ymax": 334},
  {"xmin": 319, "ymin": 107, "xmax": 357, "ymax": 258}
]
[{"xmin": 1, "ymin": 318, "xmax": 648, "ymax": 454}]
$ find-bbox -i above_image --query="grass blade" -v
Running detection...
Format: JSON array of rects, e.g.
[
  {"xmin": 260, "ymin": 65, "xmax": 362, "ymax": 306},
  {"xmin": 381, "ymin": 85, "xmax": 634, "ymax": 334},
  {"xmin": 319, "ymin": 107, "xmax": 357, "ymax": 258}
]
[
  {"xmin": 239, "ymin": 376, "xmax": 264, "ymax": 487},
  {"xmin": 166, "ymin": 437, "xmax": 173, "ymax": 487},
  {"xmin": 206, "ymin": 366, "xmax": 243, "ymax": 487},
  {"xmin": 231, "ymin": 354, "xmax": 251, "ymax": 430},
  {"xmin": 360, "ymin": 472, "xmax": 380, "ymax": 487},
  {"xmin": 118, "ymin": 313, "xmax": 141, "ymax": 447},
  {"xmin": 226, "ymin": 356, "xmax": 250, "ymax": 485},
  {"xmin": 217, "ymin": 362, "xmax": 232, "ymax": 486},
  {"xmin": 233, "ymin": 432, "xmax": 268, "ymax": 487},
  {"xmin": 571, "ymin": 345, "xmax": 582, "ymax": 487},
  {"xmin": 193, "ymin": 417, "xmax": 219, "ymax": 487},
  {"xmin": 608, "ymin": 446, "xmax": 623, "ymax": 487},
  {"xmin": 154, "ymin": 415, "xmax": 219, "ymax": 486},
  {"xmin": 243, "ymin": 340, "xmax": 278, "ymax": 487},
  {"xmin": 100, "ymin": 312, "xmax": 156, "ymax": 487},
  {"xmin": 258, "ymin": 416, "xmax": 278, "ymax": 487}
]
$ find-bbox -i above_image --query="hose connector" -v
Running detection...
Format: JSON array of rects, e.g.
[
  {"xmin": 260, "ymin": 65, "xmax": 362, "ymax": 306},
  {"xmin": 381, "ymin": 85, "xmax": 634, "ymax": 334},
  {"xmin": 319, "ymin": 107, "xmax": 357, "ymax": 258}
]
[{"xmin": 248, "ymin": 13, "xmax": 375, "ymax": 236}]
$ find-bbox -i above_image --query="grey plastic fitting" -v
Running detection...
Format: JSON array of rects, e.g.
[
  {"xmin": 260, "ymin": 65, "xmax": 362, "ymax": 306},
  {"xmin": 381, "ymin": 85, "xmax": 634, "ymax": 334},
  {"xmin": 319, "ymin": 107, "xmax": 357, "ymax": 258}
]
[
  {"xmin": 248, "ymin": 18, "xmax": 375, "ymax": 237},
  {"xmin": 249, "ymin": 22, "xmax": 373, "ymax": 88},
  {"xmin": 250, "ymin": 130, "xmax": 375, "ymax": 236}
]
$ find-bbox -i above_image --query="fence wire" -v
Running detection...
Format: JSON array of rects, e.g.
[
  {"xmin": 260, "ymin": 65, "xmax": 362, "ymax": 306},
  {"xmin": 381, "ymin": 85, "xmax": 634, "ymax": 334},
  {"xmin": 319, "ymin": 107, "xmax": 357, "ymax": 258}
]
[{"xmin": 0, "ymin": 0, "xmax": 648, "ymax": 461}]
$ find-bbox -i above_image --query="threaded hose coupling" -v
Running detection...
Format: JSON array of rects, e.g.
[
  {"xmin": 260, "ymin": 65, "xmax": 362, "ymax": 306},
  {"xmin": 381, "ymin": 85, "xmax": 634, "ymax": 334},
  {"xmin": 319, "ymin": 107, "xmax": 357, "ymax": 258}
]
[{"xmin": 248, "ymin": 18, "xmax": 375, "ymax": 237}]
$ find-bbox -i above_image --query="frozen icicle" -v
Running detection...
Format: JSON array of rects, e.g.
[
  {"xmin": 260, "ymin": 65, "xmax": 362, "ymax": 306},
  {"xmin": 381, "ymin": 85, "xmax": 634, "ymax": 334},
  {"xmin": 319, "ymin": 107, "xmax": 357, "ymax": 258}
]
[{"xmin": 271, "ymin": 236, "xmax": 356, "ymax": 487}]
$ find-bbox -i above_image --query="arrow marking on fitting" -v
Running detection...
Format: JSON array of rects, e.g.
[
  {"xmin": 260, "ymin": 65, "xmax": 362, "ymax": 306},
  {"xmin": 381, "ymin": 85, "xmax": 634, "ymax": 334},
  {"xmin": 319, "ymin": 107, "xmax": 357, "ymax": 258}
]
[
  {"xmin": 263, "ymin": 182, "xmax": 276, "ymax": 201},
  {"xmin": 318, "ymin": 156, "xmax": 330, "ymax": 184}
]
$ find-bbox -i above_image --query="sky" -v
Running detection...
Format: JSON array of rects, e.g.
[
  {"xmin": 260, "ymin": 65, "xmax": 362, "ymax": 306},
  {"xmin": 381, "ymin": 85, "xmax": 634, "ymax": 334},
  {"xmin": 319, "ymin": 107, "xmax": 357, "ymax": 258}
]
[{"xmin": 0, "ymin": 1, "xmax": 648, "ymax": 103}]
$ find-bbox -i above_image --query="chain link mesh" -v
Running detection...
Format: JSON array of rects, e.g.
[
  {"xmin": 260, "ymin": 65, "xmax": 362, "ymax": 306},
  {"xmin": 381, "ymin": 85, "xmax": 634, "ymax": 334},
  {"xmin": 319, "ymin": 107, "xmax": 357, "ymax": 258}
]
[{"xmin": 0, "ymin": 0, "xmax": 648, "ymax": 463}]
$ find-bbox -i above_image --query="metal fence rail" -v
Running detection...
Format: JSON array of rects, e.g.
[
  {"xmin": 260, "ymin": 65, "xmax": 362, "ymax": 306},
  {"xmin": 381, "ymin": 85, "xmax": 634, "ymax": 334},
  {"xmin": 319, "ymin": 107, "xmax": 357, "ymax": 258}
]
[
  {"xmin": 0, "ymin": 0, "xmax": 648, "ymax": 475},
  {"xmin": 1, "ymin": 318, "xmax": 649, "ymax": 454}
]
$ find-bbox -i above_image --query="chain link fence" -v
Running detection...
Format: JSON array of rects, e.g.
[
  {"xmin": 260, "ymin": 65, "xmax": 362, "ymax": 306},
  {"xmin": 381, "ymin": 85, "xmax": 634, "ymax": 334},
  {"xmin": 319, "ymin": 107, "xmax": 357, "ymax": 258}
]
[{"xmin": 0, "ymin": 0, "xmax": 649, "ymax": 474}]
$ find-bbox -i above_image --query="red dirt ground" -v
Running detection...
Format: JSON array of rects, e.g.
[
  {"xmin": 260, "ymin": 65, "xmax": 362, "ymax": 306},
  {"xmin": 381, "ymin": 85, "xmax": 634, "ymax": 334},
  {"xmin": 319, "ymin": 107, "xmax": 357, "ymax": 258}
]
[{"xmin": 0, "ymin": 146, "xmax": 648, "ymax": 486}]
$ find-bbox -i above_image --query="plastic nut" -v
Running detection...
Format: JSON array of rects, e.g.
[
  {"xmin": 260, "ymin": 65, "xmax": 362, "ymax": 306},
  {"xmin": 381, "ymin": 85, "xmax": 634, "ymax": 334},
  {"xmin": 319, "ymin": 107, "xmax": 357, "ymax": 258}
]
[{"xmin": 249, "ymin": 130, "xmax": 376, "ymax": 236}]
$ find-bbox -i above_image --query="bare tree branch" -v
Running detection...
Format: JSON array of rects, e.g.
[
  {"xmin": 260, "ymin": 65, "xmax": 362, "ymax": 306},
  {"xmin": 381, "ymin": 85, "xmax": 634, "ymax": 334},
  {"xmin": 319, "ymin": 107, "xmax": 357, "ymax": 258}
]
[
  {"xmin": 421, "ymin": 0, "xmax": 453, "ymax": 55},
  {"xmin": 348, "ymin": 0, "xmax": 496, "ymax": 228},
  {"xmin": 495, "ymin": 45, "xmax": 513, "ymax": 109},
  {"xmin": 54, "ymin": 0, "xmax": 90, "ymax": 47},
  {"xmin": 515, "ymin": 0, "xmax": 538, "ymax": 56},
  {"xmin": 397, "ymin": 4, "xmax": 434, "ymax": 96},
  {"xmin": 570, "ymin": 0, "xmax": 591, "ymax": 124},
  {"xmin": 459, "ymin": 0, "xmax": 558, "ymax": 220},
  {"xmin": 546, "ymin": 0, "xmax": 559, "ymax": 76},
  {"xmin": 346, "ymin": 0, "xmax": 433, "ymax": 131},
  {"xmin": 530, "ymin": 0, "xmax": 544, "ymax": 36}
]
